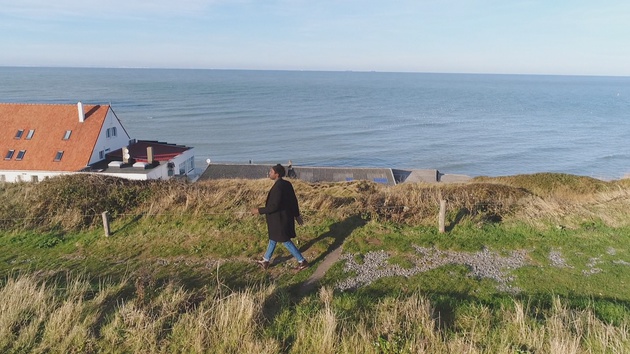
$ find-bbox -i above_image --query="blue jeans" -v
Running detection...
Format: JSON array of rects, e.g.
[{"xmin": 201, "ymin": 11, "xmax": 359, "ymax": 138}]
[{"xmin": 263, "ymin": 240, "xmax": 305, "ymax": 262}]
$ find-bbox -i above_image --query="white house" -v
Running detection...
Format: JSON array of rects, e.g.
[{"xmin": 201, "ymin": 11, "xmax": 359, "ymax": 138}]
[
  {"xmin": 0, "ymin": 102, "xmax": 194, "ymax": 182},
  {"xmin": 87, "ymin": 139, "xmax": 196, "ymax": 181}
]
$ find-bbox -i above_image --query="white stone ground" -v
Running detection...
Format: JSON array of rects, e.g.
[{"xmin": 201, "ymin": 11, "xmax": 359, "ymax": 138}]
[{"xmin": 336, "ymin": 246, "xmax": 630, "ymax": 293}]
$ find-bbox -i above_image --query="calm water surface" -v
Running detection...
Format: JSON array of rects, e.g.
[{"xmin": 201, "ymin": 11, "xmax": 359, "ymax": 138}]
[{"xmin": 1, "ymin": 67, "xmax": 629, "ymax": 178}]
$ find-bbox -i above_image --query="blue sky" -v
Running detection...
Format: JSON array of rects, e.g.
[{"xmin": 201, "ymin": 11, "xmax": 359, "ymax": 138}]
[{"xmin": 1, "ymin": 0, "xmax": 629, "ymax": 76}]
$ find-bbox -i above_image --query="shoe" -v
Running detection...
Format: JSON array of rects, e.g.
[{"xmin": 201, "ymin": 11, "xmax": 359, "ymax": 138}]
[
  {"xmin": 256, "ymin": 259, "xmax": 270, "ymax": 270},
  {"xmin": 296, "ymin": 260, "xmax": 309, "ymax": 271}
]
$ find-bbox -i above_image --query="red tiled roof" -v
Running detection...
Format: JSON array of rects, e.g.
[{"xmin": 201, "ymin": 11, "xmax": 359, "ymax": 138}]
[{"xmin": 0, "ymin": 103, "xmax": 108, "ymax": 172}]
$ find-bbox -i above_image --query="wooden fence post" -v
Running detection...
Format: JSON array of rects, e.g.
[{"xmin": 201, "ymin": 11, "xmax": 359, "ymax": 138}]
[
  {"xmin": 102, "ymin": 211, "xmax": 111, "ymax": 237},
  {"xmin": 438, "ymin": 200, "xmax": 446, "ymax": 233}
]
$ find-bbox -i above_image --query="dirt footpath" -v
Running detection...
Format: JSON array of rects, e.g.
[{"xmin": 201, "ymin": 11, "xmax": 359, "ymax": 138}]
[{"xmin": 300, "ymin": 245, "xmax": 343, "ymax": 294}]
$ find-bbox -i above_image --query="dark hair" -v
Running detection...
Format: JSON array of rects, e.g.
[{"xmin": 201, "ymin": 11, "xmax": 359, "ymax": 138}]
[{"xmin": 272, "ymin": 164, "xmax": 286, "ymax": 177}]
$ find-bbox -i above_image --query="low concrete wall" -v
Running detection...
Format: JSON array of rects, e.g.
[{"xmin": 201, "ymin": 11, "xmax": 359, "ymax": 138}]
[
  {"xmin": 199, "ymin": 163, "xmax": 471, "ymax": 185},
  {"xmin": 403, "ymin": 169, "xmax": 439, "ymax": 183},
  {"xmin": 293, "ymin": 166, "xmax": 396, "ymax": 185},
  {"xmin": 439, "ymin": 173, "xmax": 473, "ymax": 183}
]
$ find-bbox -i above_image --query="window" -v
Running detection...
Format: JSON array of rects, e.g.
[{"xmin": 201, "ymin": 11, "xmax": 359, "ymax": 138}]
[
  {"xmin": 106, "ymin": 127, "xmax": 118, "ymax": 138},
  {"xmin": 99, "ymin": 151, "xmax": 105, "ymax": 160},
  {"xmin": 54, "ymin": 151, "xmax": 64, "ymax": 162},
  {"xmin": 63, "ymin": 130, "xmax": 72, "ymax": 140},
  {"xmin": 178, "ymin": 157, "xmax": 195, "ymax": 175},
  {"xmin": 31, "ymin": 175, "xmax": 39, "ymax": 183},
  {"xmin": 15, "ymin": 129, "xmax": 24, "ymax": 139},
  {"xmin": 26, "ymin": 129, "xmax": 35, "ymax": 140},
  {"xmin": 16, "ymin": 150, "xmax": 26, "ymax": 161},
  {"xmin": 5, "ymin": 150, "xmax": 14, "ymax": 160}
]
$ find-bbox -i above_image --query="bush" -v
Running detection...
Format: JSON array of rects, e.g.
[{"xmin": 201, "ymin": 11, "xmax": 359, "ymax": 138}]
[{"xmin": 25, "ymin": 174, "xmax": 154, "ymax": 230}]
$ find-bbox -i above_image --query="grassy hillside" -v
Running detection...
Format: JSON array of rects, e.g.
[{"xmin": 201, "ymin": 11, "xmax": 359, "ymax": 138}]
[{"xmin": 1, "ymin": 174, "xmax": 630, "ymax": 353}]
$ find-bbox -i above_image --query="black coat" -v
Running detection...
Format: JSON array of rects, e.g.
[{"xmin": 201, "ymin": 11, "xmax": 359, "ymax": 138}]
[{"xmin": 258, "ymin": 178, "xmax": 300, "ymax": 242}]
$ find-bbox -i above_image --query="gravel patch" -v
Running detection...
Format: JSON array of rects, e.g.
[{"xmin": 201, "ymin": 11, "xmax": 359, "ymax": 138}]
[
  {"xmin": 336, "ymin": 246, "xmax": 528, "ymax": 293},
  {"xmin": 583, "ymin": 257, "xmax": 603, "ymax": 276},
  {"xmin": 549, "ymin": 250, "xmax": 573, "ymax": 268}
]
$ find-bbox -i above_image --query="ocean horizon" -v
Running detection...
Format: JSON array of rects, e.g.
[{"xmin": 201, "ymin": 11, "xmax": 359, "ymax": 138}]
[{"xmin": 2, "ymin": 66, "xmax": 629, "ymax": 179}]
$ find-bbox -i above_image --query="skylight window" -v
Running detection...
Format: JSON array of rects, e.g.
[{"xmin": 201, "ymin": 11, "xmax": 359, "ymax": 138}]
[
  {"xmin": 4, "ymin": 150, "xmax": 14, "ymax": 160},
  {"xmin": 15, "ymin": 130, "xmax": 24, "ymax": 139},
  {"xmin": 16, "ymin": 150, "xmax": 26, "ymax": 161},
  {"xmin": 54, "ymin": 151, "xmax": 64, "ymax": 162},
  {"xmin": 26, "ymin": 129, "xmax": 35, "ymax": 140},
  {"xmin": 63, "ymin": 130, "xmax": 72, "ymax": 140}
]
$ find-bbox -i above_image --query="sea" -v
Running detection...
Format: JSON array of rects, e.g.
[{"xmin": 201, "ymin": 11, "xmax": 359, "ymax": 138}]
[{"xmin": 1, "ymin": 67, "xmax": 629, "ymax": 179}]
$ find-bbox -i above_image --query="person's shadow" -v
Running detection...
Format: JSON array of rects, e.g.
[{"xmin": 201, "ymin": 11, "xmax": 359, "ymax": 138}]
[
  {"xmin": 446, "ymin": 208, "xmax": 469, "ymax": 232},
  {"xmin": 274, "ymin": 214, "xmax": 367, "ymax": 296},
  {"xmin": 275, "ymin": 214, "xmax": 366, "ymax": 265},
  {"xmin": 301, "ymin": 214, "xmax": 366, "ymax": 264}
]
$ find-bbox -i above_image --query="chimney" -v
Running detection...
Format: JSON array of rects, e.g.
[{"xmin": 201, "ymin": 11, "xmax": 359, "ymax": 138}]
[
  {"xmin": 122, "ymin": 147, "xmax": 130, "ymax": 164},
  {"xmin": 77, "ymin": 102, "xmax": 85, "ymax": 123},
  {"xmin": 147, "ymin": 146, "xmax": 154, "ymax": 164}
]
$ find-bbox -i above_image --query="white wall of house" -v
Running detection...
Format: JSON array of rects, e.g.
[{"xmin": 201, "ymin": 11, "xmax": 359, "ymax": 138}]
[
  {"xmin": 0, "ymin": 171, "xmax": 71, "ymax": 183},
  {"xmin": 90, "ymin": 109, "xmax": 131, "ymax": 165},
  {"xmin": 0, "ymin": 168, "xmax": 167, "ymax": 183},
  {"xmin": 98, "ymin": 148, "xmax": 196, "ymax": 180},
  {"xmin": 0, "ymin": 149, "xmax": 196, "ymax": 183},
  {"xmin": 116, "ymin": 148, "xmax": 196, "ymax": 180},
  {"xmin": 94, "ymin": 171, "xmax": 156, "ymax": 180},
  {"xmin": 173, "ymin": 148, "xmax": 196, "ymax": 176}
]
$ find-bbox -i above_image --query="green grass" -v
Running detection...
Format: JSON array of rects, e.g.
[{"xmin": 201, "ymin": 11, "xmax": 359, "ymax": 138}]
[{"xmin": 1, "ymin": 174, "xmax": 630, "ymax": 352}]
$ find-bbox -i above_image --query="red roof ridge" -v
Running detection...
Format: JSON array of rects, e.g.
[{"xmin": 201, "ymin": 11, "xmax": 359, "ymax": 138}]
[{"xmin": 0, "ymin": 102, "xmax": 110, "ymax": 106}]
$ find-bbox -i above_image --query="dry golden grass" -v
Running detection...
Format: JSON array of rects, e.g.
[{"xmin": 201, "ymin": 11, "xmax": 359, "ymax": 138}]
[
  {"xmin": 1, "ymin": 172, "xmax": 630, "ymax": 232},
  {"xmin": 514, "ymin": 186, "xmax": 630, "ymax": 228},
  {"xmin": 291, "ymin": 287, "xmax": 338, "ymax": 353},
  {"xmin": 3, "ymin": 174, "xmax": 630, "ymax": 353},
  {"xmin": 0, "ymin": 274, "xmax": 629, "ymax": 353},
  {"xmin": 0, "ymin": 274, "xmax": 51, "ymax": 352}
]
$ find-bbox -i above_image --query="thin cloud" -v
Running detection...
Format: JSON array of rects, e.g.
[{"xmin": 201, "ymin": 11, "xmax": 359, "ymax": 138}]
[{"xmin": 1, "ymin": 0, "xmax": 629, "ymax": 75}]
